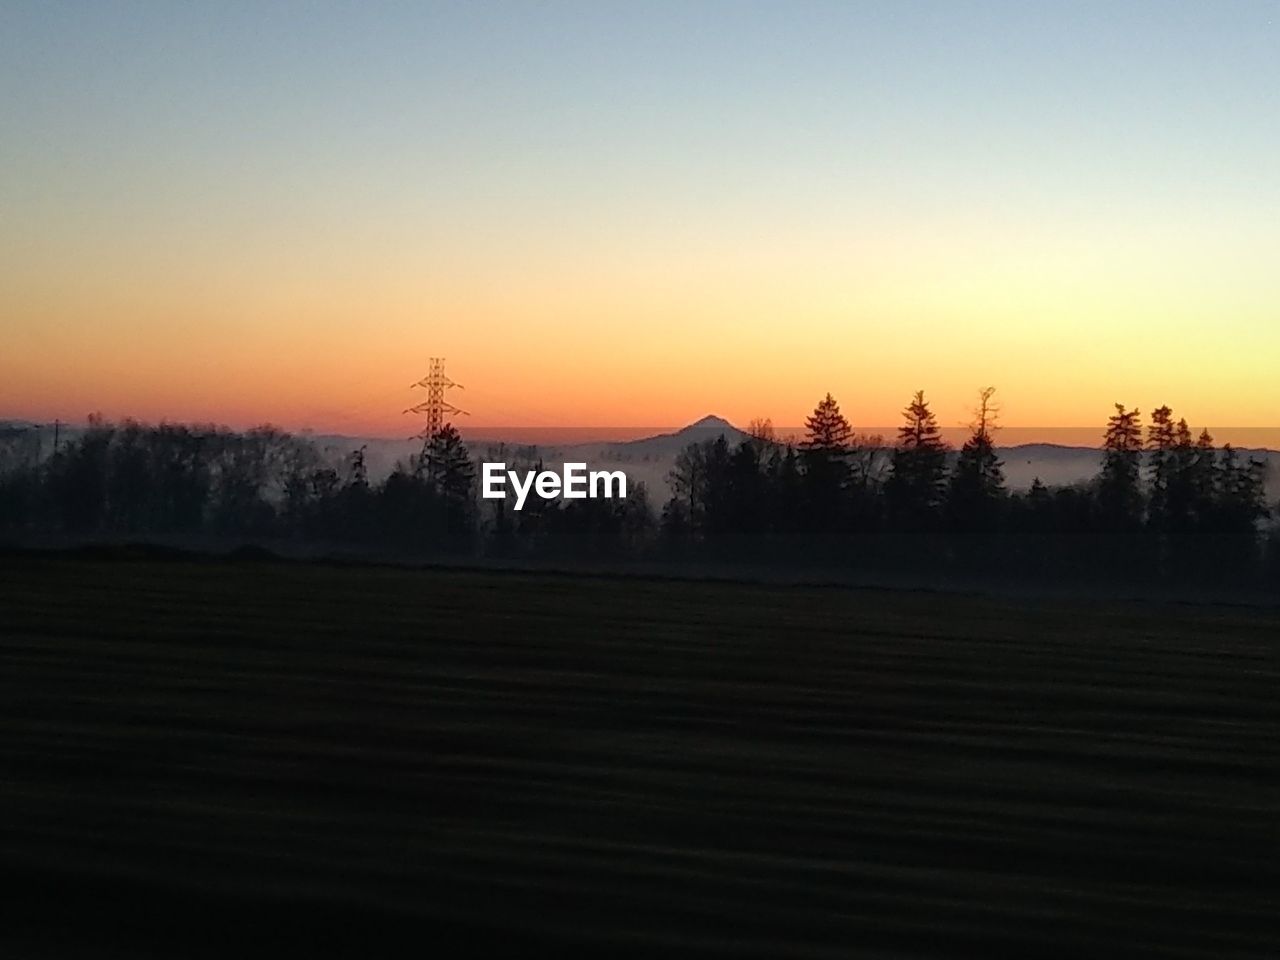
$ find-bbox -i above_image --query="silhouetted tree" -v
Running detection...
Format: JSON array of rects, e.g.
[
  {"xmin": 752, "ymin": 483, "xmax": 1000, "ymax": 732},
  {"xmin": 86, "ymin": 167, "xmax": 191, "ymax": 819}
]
[
  {"xmin": 1164, "ymin": 418, "xmax": 1197, "ymax": 534},
  {"xmin": 659, "ymin": 494, "xmax": 694, "ymax": 553},
  {"xmin": 724, "ymin": 440, "xmax": 767, "ymax": 536},
  {"xmin": 1097, "ymin": 404, "xmax": 1144, "ymax": 531},
  {"xmin": 2, "ymin": 404, "xmax": 1273, "ymax": 589},
  {"xmin": 947, "ymin": 387, "xmax": 1006, "ymax": 531},
  {"xmin": 768, "ymin": 444, "xmax": 803, "ymax": 535},
  {"xmin": 48, "ymin": 415, "xmax": 113, "ymax": 533},
  {"xmin": 803, "ymin": 394, "xmax": 852, "ymax": 452},
  {"xmin": 420, "ymin": 424, "xmax": 475, "ymax": 545},
  {"xmin": 1189, "ymin": 429, "xmax": 1218, "ymax": 527},
  {"xmin": 1213, "ymin": 444, "xmax": 1269, "ymax": 534},
  {"xmin": 377, "ymin": 464, "xmax": 440, "ymax": 549},
  {"xmin": 800, "ymin": 393, "xmax": 852, "ymax": 532},
  {"xmin": 667, "ymin": 439, "xmax": 712, "ymax": 537},
  {"xmin": 886, "ymin": 390, "xmax": 948, "ymax": 529},
  {"xmin": 1145, "ymin": 405, "xmax": 1177, "ymax": 533},
  {"xmin": 152, "ymin": 424, "xmax": 213, "ymax": 532},
  {"xmin": 746, "ymin": 417, "xmax": 776, "ymax": 447}
]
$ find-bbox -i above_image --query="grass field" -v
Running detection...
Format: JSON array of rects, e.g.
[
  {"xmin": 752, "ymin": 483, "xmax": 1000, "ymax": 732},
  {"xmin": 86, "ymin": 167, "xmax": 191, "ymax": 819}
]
[{"xmin": 1, "ymin": 553, "xmax": 1277, "ymax": 958}]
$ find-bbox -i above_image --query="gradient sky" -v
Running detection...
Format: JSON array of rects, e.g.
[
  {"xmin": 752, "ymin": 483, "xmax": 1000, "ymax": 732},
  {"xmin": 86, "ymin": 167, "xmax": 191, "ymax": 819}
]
[{"xmin": 2, "ymin": 1, "xmax": 1278, "ymax": 437}]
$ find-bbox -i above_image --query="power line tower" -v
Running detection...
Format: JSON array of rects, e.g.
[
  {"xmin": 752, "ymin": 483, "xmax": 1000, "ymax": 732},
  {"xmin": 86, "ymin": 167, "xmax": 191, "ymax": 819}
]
[{"xmin": 405, "ymin": 358, "xmax": 467, "ymax": 439}]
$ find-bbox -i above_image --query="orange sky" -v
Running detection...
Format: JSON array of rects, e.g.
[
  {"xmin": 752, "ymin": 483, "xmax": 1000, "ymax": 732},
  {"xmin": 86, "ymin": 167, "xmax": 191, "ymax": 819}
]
[
  {"xmin": 3, "ymin": 4, "xmax": 1279, "ymax": 443},
  {"xmin": 4, "ymin": 218, "xmax": 1278, "ymax": 443}
]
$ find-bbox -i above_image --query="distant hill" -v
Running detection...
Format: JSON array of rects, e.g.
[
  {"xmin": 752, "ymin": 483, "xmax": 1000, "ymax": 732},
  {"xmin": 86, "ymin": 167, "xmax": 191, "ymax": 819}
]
[
  {"xmin": 997, "ymin": 444, "xmax": 1279, "ymax": 491},
  {"xmin": 996, "ymin": 444, "xmax": 1102, "ymax": 489},
  {"xmin": 604, "ymin": 415, "xmax": 750, "ymax": 455}
]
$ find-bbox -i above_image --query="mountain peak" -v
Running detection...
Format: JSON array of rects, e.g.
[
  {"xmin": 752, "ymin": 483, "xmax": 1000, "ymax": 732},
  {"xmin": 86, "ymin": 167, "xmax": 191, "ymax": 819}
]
[
  {"xmin": 684, "ymin": 415, "xmax": 734, "ymax": 431},
  {"xmin": 606, "ymin": 414, "xmax": 747, "ymax": 453}
]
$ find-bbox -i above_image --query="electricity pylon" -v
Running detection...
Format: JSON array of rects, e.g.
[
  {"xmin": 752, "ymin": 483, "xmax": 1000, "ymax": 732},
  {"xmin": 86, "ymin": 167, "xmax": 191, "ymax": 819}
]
[{"xmin": 405, "ymin": 358, "xmax": 467, "ymax": 439}]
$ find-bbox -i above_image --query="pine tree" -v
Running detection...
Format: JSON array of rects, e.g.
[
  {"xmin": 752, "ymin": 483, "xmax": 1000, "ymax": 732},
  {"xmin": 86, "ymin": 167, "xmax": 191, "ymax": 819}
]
[
  {"xmin": 1146, "ymin": 405, "xmax": 1176, "ymax": 531},
  {"xmin": 422, "ymin": 424, "xmax": 473, "ymax": 501},
  {"xmin": 1165, "ymin": 419, "xmax": 1196, "ymax": 533},
  {"xmin": 887, "ymin": 390, "xmax": 948, "ymax": 529},
  {"xmin": 1190, "ymin": 429, "xmax": 1218, "ymax": 528},
  {"xmin": 1214, "ymin": 444, "xmax": 1269, "ymax": 535},
  {"xmin": 800, "ymin": 393, "xmax": 852, "ymax": 530},
  {"xmin": 803, "ymin": 393, "xmax": 852, "ymax": 452},
  {"xmin": 1097, "ymin": 404, "xmax": 1144, "ymax": 530},
  {"xmin": 421, "ymin": 424, "xmax": 475, "ymax": 543},
  {"xmin": 897, "ymin": 390, "xmax": 944, "ymax": 451},
  {"xmin": 1201, "ymin": 443, "xmax": 1271, "ymax": 576}
]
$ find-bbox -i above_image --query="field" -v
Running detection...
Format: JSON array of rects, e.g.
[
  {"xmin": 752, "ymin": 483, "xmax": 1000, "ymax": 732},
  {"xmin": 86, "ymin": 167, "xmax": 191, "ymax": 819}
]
[{"xmin": 1, "ymin": 553, "xmax": 1277, "ymax": 958}]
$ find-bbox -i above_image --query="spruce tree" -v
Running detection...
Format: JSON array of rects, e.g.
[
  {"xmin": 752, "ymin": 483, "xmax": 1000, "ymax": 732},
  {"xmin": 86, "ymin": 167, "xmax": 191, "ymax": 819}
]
[
  {"xmin": 421, "ymin": 424, "xmax": 475, "ymax": 543},
  {"xmin": 887, "ymin": 390, "xmax": 948, "ymax": 529},
  {"xmin": 1214, "ymin": 445, "xmax": 1269, "ymax": 535},
  {"xmin": 1146, "ymin": 405, "xmax": 1176, "ymax": 532},
  {"xmin": 803, "ymin": 393, "xmax": 852, "ymax": 452},
  {"xmin": 1166, "ymin": 419, "xmax": 1196, "ymax": 533},
  {"xmin": 800, "ymin": 393, "xmax": 852, "ymax": 531},
  {"xmin": 423, "ymin": 425, "xmax": 474, "ymax": 502},
  {"xmin": 1190, "ymin": 429, "xmax": 1217, "ymax": 526},
  {"xmin": 1097, "ymin": 404, "xmax": 1144, "ymax": 530}
]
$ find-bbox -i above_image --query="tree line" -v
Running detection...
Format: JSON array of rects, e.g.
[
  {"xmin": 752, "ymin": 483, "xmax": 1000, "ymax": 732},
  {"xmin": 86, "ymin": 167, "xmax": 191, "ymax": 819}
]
[
  {"xmin": 0, "ymin": 391, "xmax": 1276, "ymax": 589},
  {"xmin": 658, "ymin": 392, "xmax": 1274, "ymax": 585}
]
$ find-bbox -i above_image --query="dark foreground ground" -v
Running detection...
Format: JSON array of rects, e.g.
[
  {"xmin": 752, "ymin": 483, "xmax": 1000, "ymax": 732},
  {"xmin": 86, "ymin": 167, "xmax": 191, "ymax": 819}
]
[{"xmin": 0, "ymin": 554, "xmax": 1276, "ymax": 958}]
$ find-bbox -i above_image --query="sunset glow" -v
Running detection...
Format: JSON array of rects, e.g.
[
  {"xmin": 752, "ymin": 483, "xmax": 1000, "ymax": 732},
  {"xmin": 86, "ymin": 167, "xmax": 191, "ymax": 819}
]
[{"xmin": 3, "ymin": 2, "xmax": 1278, "ymax": 440}]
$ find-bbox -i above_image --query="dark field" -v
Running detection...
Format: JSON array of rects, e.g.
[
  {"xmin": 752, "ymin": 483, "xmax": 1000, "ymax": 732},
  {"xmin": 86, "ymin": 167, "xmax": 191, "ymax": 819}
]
[{"xmin": 0, "ymin": 555, "xmax": 1277, "ymax": 958}]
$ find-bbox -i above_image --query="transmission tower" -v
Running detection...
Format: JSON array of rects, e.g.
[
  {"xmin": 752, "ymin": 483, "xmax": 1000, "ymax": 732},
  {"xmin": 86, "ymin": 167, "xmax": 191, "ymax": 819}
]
[{"xmin": 405, "ymin": 358, "xmax": 467, "ymax": 439}]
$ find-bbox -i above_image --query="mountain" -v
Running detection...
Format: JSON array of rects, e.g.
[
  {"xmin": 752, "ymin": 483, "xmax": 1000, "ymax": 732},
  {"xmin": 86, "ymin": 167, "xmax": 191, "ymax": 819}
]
[
  {"xmin": 492, "ymin": 416, "xmax": 756, "ymax": 496},
  {"xmin": 686, "ymin": 415, "xmax": 736, "ymax": 431},
  {"xmin": 605, "ymin": 415, "xmax": 750, "ymax": 455}
]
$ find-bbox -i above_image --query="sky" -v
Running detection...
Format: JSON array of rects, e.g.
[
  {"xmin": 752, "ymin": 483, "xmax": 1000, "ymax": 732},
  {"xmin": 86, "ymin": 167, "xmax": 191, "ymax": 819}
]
[{"xmin": 2, "ymin": 1, "xmax": 1279, "ymax": 439}]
